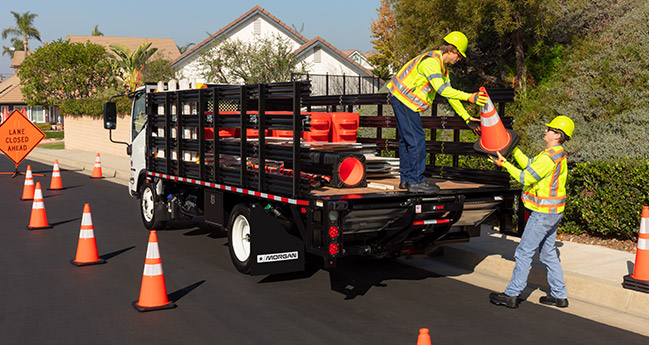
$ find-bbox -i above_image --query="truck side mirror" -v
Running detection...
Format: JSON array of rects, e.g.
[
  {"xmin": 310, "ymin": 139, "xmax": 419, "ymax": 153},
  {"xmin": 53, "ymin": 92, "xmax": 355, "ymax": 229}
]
[{"xmin": 103, "ymin": 102, "xmax": 117, "ymax": 129}]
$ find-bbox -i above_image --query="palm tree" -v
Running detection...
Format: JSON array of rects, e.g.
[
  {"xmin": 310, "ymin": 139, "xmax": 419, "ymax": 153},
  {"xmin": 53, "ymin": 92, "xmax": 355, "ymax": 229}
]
[
  {"xmin": 91, "ymin": 25, "xmax": 104, "ymax": 36},
  {"xmin": 109, "ymin": 42, "xmax": 159, "ymax": 92},
  {"xmin": 177, "ymin": 42, "xmax": 195, "ymax": 54},
  {"xmin": 2, "ymin": 37, "xmax": 24, "ymax": 57},
  {"xmin": 2, "ymin": 11, "xmax": 41, "ymax": 53}
]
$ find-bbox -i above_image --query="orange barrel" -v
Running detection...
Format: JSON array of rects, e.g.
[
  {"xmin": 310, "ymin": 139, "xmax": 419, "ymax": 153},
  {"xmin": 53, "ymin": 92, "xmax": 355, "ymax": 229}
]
[{"xmin": 330, "ymin": 112, "xmax": 359, "ymax": 142}]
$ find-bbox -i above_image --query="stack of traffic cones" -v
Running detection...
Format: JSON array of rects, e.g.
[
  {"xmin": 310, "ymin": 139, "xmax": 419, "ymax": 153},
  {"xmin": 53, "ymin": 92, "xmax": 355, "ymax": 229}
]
[
  {"xmin": 91, "ymin": 153, "xmax": 103, "ymax": 179},
  {"xmin": 416, "ymin": 328, "xmax": 432, "ymax": 345},
  {"xmin": 71, "ymin": 204, "xmax": 106, "ymax": 266},
  {"xmin": 623, "ymin": 206, "xmax": 649, "ymax": 293},
  {"xmin": 49, "ymin": 160, "xmax": 64, "ymax": 190},
  {"xmin": 27, "ymin": 182, "xmax": 52, "ymax": 230},
  {"xmin": 473, "ymin": 87, "xmax": 519, "ymax": 158},
  {"xmin": 21, "ymin": 165, "xmax": 35, "ymax": 200},
  {"xmin": 133, "ymin": 231, "xmax": 176, "ymax": 312}
]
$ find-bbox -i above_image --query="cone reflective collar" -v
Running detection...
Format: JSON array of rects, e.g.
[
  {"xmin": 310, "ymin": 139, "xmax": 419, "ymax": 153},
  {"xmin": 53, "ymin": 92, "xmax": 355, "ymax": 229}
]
[
  {"xmin": 49, "ymin": 159, "xmax": 64, "ymax": 190},
  {"xmin": 133, "ymin": 231, "xmax": 176, "ymax": 312},
  {"xmin": 27, "ymin": 182, "xmax": 52, "ymax": 230},
  {"xmin": 71, "ymin": 203, "xmax": 106, "ymax": 266},
  {"xmin": 473, "ymin": 87, "xmax": 519, "ymax": 157},
  {"xmin": 21, "ymin": 165, "xmax": 35, "ymax": 200}
]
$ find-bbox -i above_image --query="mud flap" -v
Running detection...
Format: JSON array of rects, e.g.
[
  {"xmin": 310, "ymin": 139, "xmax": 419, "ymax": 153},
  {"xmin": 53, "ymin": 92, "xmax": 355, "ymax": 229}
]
[{"xmin": 250, "ymin": 203, "xmax": 305, "ymax": 275}]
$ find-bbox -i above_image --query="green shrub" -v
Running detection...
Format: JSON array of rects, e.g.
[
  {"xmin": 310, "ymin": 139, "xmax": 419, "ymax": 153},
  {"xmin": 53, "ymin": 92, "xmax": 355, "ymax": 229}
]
[
  {"xmin": 44, "ymin": 131, "xmax": 64, "ymax": 139},
  {"xmin": 562, "ymin": 159, "xmax": 649, "ymax": 239},
  {"xmin": 36, "ymin": 123, "xmax": 52, "ymax": 131},
  {"xmin": 59, "ymin": 97, "xmax": 132, "ymax": 116}
]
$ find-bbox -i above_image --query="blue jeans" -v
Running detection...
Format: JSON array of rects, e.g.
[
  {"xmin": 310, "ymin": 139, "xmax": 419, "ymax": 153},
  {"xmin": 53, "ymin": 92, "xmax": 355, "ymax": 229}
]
[
  {"xmin": 505, "ymin": 210, "xmax": 567, "ymax": 299},
  {"xmin": 388, "ymin": 94, "xmax": 426, "ymax": 184}
]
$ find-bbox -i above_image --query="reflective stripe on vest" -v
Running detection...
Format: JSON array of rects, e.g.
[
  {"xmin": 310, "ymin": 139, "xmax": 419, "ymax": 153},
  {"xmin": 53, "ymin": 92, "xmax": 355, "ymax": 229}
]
[{"xmin": 388, "ymin": 51, "xmax": 446, "ymax": 112}]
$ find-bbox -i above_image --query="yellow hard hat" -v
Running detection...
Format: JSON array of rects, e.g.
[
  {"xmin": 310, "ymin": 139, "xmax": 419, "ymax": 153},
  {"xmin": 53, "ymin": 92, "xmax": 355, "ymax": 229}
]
[
  {"xmin": 443, "ymin": 31, "xmax": 468, "ymax": 57},
  {"xmin": 546, "ymin": 115, "xmax": 574, "ymax": 138}
]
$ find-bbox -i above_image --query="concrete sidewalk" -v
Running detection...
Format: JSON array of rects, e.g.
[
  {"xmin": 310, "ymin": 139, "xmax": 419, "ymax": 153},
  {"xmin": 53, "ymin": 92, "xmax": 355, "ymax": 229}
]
[{"xmin": 26, "ymin": 146, "xmax": 649, "ymax": 336}]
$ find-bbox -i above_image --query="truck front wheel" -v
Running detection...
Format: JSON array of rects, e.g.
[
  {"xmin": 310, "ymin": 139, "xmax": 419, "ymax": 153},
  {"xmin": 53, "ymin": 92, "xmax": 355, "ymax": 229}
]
[
  {"xmin": 228, "ymin": 204, "xmax": 252, "ymax": 274},
  {"xmin": 140, "ymin": 182, "xmax": 167, "ymax": 230}
]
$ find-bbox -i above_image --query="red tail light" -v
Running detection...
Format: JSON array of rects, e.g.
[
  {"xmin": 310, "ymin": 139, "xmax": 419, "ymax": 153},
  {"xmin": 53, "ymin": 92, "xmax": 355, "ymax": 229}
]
[
  {"xmin": 328, "ymin": 226, "xmax": 339, "ymax": 238},
  {"xmin": 329, "ymin": 243, "xmax": 339, "ymax": 256}
]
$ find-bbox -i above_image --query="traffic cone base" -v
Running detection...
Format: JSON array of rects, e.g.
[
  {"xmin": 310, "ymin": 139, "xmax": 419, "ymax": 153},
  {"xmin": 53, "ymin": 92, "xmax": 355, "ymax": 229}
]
[
  {"xmin": 49, "ymin": 160, "xmax": 64, "ymax": 190},
  {"xmin": 132, "ymin": 300, "xmax": 176, "ymax": 312},
  {"xmin": 622, "ymin": 274, "xmax": 649, "ymax": 293},
  {"xmin": 27, "ymin": 182, "xmax": 52, "ymax": 230},
  {"xmin": 474, "ymin": 129, "xmax": 520, "ymax": 158}
]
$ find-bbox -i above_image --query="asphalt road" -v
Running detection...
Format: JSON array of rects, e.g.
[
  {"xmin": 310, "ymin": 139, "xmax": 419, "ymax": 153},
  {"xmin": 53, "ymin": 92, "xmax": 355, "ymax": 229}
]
[{"xmin": 1, "ymin": 156, "xmax": 647, "ymax": 345}]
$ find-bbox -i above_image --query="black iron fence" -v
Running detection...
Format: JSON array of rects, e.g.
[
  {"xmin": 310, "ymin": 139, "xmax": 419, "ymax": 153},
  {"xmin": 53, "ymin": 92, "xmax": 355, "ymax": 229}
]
[{"xmin": 291, "ymin": 73, "xmax": 385, "ymax": 96}]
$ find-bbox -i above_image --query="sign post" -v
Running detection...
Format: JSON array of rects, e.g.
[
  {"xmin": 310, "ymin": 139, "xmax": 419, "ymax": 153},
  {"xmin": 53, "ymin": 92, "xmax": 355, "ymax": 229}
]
[{"xmin": 0, "ymin": 110, "xmax": 46, "ymax": 177}]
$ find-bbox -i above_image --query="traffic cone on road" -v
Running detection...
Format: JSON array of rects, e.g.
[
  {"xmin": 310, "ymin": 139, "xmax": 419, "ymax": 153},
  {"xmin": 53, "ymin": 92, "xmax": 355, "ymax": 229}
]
[
  {"xmin": 70, "ymin": 204, "xmax": 106, "ymax": 266},
  {"xmin": 91, "ymin": 153, "xmax": 103, "ymax": 179},
  {"xmin": 623, "ymin": 206, "xmax": 649, "ymax": 293},
  {"xmin": 49, "ymin": 160, "xmax": 64, "ymax": 190},
  {"xmin": 21, "ymin": 165, "xmax": 35, "ymax": 200},
  {"xmin": 473, "ymin": 87, "xmax": 519, "ymax": 157},
  {"xmin": 416, "ymin": 328, "xmax": 432, "ymax": 345},
  {"xmin": 133, "ymin": 231, "xmax": 176, "ymax": 312},
  {"xmin": 27, "ymin": 182, "xmax": 52, "ymax": 230}
]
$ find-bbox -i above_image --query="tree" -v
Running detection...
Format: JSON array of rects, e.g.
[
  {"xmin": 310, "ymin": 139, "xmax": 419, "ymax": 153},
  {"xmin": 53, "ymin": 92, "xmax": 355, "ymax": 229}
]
[
  {"xmin": 2, "ymin": 11, "xmax": 41, "ymax": 53},
  {"xmin": 91, "ymin": 25, "xmax": 104, "ymax": 36},
  {"xmin": 197, "ymin": 34, "xmax": 308, "ymax": 84},
  {"xmin": 2, "ymin": 37, "xmax": 24, "ymax": 57},
  {"xmin": 368, "ymin": 0, "xmax": 399, "ymax": 72},
  {"xmin": 109, "ymin": 42, "xmax": 158, "ymax": 92},
  {"xmin": 177, "ymin": 42, "xmax": 195, "ymax": 54},
  {"xmin": 141, "ymin": 58, "xmax": 177, "ymax": 84},
  {"xmin": 18, "ymin": 40, "xmax": 116, "ymax": 107}
]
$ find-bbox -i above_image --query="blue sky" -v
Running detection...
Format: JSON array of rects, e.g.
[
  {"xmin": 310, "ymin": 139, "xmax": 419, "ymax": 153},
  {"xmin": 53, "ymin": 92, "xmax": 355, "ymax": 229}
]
[{"xmin": 1, "ymin": 0, "xmax": 381, "ymax": 75}]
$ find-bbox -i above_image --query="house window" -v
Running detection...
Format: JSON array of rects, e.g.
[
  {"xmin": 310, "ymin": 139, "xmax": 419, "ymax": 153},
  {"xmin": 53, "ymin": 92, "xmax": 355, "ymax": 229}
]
[
  {"xmin": 314, "ymin": 47, "xmax": 321, "ymax": 63},
  {"xmin": 254, "ymin": 18, "xmax": 261, "ymax": 35},
  {"xmin": 32, "ymin": 106, "xmax": 45, "ymax": 123}
]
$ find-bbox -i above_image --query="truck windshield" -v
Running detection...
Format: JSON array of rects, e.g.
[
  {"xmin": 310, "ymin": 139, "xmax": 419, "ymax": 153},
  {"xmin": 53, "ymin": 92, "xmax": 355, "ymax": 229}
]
[{"xmin": 132, "ymin": 92, "xmax": 146, "ymax": 140}]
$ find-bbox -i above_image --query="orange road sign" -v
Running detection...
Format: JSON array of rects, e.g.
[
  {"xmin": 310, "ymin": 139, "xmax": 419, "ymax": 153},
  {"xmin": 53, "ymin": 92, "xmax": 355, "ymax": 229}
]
[{"xmin": 0, "ymin": 110, "xmax": 46, "ymax": 166}]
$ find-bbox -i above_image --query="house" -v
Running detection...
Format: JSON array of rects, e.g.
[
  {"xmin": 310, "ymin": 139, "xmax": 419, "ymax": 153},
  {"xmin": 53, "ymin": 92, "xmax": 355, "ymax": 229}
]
[
  {"xmin": 171, "ymin": 5, "xmax": 382, "ymax": 95},
  {"xmin": 66, "ymin": 35, "xmax": 181, "ymax": 62},
  {"xmin": 341, "ymin": 49, "xmax": 376, "ymax": 70}
]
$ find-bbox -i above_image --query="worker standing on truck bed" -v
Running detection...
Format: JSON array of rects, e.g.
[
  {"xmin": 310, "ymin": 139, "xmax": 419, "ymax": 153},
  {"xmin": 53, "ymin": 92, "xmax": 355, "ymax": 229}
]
[
  {"xmin": 386, "ymin": 31, "xmax": 487, "ymax": 193},
  {"xmin": 489, "ymin": 115, "xmax": 575, "ymax": 309}
]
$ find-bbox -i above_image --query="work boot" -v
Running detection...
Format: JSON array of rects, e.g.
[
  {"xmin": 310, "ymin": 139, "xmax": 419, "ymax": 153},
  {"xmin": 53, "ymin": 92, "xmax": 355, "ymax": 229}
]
[
  {"xmin": 539, "ymin": 295, "xmax": 569, "ymax": 308},
  {"xmin": 489, "ymin": 292, "xmax": 520, "ymax": 308},
  {"xmin": 408, "ymin": 181, "xmax": 440, "ymax": 193},
  {"xmin": 399, "ymin": 181, "xmax": 409, "ymax": 189}
]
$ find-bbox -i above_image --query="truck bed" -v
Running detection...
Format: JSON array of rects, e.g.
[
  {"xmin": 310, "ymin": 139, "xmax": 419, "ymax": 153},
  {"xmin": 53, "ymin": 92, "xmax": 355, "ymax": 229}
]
[{"xmin": 309, "ymin": 177, "xmax": 502, "ymax": 197}]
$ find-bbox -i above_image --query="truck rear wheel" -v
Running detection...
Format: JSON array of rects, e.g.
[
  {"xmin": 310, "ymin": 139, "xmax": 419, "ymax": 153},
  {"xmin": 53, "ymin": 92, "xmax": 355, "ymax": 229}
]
[
  {"xmin": 228, "ymin": 204, "xmax": 252, "ymax": 274},
  {"xmin": 140, "ymin": 182, "xmax": 167, "ymax": 230}
]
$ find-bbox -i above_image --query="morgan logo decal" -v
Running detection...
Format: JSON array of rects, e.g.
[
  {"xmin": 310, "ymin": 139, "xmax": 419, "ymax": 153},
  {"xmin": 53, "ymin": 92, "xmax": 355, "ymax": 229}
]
[{"xmin": 257, "ymin": 251, "xmax": 299, "ymax": 263}]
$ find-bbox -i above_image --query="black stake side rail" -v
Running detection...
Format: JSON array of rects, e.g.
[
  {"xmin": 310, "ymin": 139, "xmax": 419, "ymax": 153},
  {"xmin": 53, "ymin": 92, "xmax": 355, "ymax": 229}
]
[
  {"xmin": 146, "ymin": 82, "xmax": 311, "ymax": 198},
  {"xmin": 303, "ymin": 89, "xmax": 516, "ymax": 185}
]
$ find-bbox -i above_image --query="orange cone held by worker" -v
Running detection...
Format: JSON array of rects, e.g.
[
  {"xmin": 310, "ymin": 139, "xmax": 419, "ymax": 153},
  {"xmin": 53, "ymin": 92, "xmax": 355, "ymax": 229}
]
[
  {"xmin": 473, "ymin": 87, "xmax": 519, "ymax": 157},
  {"xmin": 27, "ymin": 182, "xmax": 52, "ymax": 230},
  {"xmin": 133, "ymin": 231, "xmax": 176, "ymax": 312},
  {"xmin": 623, "ymin": 206, "xmax": 649, "ymax": 292},
  {"xmin": 91, "ymin": 153, "xmax": 103, "ymax": 178},
  {"xmin": 416, "ymin": 328, "xmax": 432, "ymax": 345},
  {"xmin": 71, "ymin": 204, "xmax": 106, "ymax": 266},
  {"xmin": 49, "ymin": 160, "xmax": 63, "ymax": 190},
  {"xmin": 21, "ymin": 165, "xmax": 35, "ymax": 200}
]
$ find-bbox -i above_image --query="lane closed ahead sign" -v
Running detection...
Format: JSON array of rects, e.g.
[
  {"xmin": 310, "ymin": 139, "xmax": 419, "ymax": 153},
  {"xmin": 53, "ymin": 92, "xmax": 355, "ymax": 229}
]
[{"xmin": 0, "ymin": 110, "xmax": 46, "ymax": 166}]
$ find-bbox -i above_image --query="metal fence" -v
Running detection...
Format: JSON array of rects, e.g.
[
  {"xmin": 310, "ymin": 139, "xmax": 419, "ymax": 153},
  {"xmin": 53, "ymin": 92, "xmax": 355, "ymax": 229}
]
[{"xmin": 290, "ymin": 73, "xmax": 385, "ymax": 96}]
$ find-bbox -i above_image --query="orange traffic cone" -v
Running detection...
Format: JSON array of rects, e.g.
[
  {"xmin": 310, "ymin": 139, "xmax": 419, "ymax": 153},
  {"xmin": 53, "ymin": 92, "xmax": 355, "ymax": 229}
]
[
  {"xmin": 91, "ymin": 153, "xmax": 103, "ymax": 178},
  {"xmin": 623, "ymin": 206, "xmax": 649, "ymax": 293},
  {"xmin": 27, "ymin": 182, "xmax": 52, "ymax": 230},
  {"xmin": 473, "ymin": 87, "xmax": 519, "ymax": 157},
  {"xmin": 49, "ymin": 160, "xmax": 64, "ymax": 190},
  {"xmin": 70, "ymin": 204, "xmax": 106, "ymax": 266},
  {"xmin": 21, "ymin": 165, "xmax": 35, "ymax": 200},
  {"xmin": 416, "ymin": 328, "xmax": 432, "ymax": 345},
  {"xmin": 133, "ymin": 231, "xmax": 176, "ymax": 312}
]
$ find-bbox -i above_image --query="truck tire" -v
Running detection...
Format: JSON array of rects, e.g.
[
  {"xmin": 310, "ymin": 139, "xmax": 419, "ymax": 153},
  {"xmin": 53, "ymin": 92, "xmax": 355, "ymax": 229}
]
[
  {"xmin": 140, "ymin": 182, "xmax": 167, "ymax": 230},
  {"xmin": 228, "ymin": 204, "xmax": 252, "ymax": 274}
]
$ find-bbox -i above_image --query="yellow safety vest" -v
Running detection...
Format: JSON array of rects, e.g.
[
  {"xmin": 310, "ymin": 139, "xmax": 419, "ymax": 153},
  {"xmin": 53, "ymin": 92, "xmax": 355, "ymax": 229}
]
[
  {"xmin": 503, "ymin": 146, "xmax": 568, "ymax": 214},
  {"xmin": 386, "ymin": 50, "xmax": 471, "ymax": 121}
]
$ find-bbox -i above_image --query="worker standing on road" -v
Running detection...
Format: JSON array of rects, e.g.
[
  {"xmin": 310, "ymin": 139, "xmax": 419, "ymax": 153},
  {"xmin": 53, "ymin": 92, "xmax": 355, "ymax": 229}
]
[
  {"xmin": 386, "ymin": 31, "xmax": 487, "ymax": 193},
  {"xmin": 489, "ymin": 115, "xmax": 575, "ymax": 309}
]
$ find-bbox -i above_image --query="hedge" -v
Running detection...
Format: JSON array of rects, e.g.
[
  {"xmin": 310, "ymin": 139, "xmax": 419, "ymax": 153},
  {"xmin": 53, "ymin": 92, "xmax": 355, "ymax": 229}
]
[
  {"xmin": 562, "ymin": 159, "xmax": 649, "ymax": 240},
  {"xmin": 59, "ymin": 97, "xmax": 132, "ymax": 116}
]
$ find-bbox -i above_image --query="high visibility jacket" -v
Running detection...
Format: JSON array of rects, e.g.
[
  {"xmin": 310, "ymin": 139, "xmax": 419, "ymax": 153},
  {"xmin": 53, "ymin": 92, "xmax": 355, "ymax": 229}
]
[
  {"xmin": 386, "ymin": 50, "xmax": 471, "ymax": 122},
  {"xmin": 502, "ymin": 146, "xmax": 568, "ymax": 213}
]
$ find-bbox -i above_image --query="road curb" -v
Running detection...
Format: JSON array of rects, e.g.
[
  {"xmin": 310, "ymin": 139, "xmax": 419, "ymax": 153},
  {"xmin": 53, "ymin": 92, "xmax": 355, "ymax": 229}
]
[{"xmin": 26, "ymin": 149, "xmax": 129, "ymax": 186}]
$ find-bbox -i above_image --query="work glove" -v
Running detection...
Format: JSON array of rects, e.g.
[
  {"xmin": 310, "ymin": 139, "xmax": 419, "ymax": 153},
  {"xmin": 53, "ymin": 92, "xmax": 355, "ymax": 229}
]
[
  {"xmin": 489, "ymin": 151, "xmax": 507, "ymax": 167},
  {"xmin": 466, "ymin": 118, "xmax": 481, "ymax": 136},
  {"xmin": 468, "ymin": 91, "xmax": 488, "ymax": 106}
]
